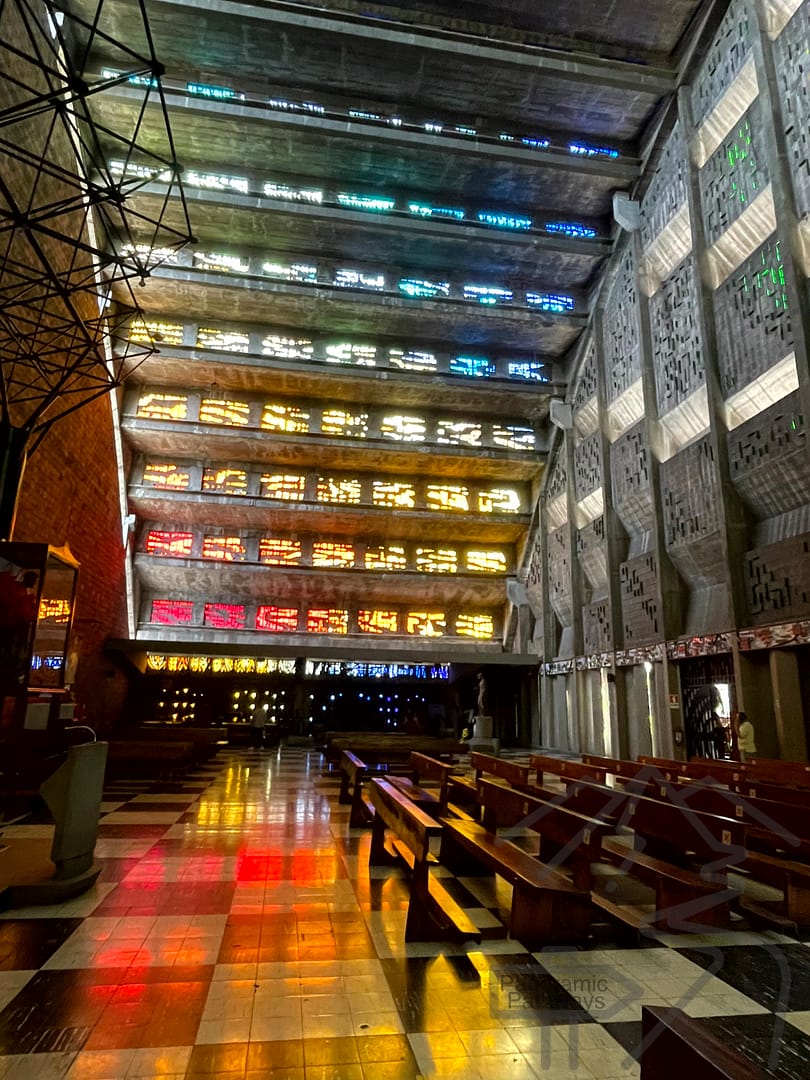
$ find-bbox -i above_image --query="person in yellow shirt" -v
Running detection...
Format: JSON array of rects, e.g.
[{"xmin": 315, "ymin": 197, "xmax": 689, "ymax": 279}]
[{"xmin": 736, "ymin": 712, "xmax": 756, "ymax": 762}]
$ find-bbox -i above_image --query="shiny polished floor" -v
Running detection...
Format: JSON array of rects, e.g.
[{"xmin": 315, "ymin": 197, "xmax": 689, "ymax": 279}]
[{"xmin": 1, "ymin": 745, "xmax": 809, "ymax": 1078}]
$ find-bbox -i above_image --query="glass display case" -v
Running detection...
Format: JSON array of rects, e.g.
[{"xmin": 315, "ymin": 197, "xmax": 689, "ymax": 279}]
[{"xmin": 0, "ymin": 542, "xmax": 79, "ymax": 693}]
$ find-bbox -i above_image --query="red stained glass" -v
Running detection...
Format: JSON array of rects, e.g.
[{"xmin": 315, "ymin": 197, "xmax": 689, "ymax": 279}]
[
  {"xmin": 256, "ymin": 606, "xmax": 299, "ymax": 632},
  {"xmin": 145, "ymin": 530, "xmax": 194, "ymax": 557},
  {"xmin": 150, "ymin": 600, "xmax": 194, "ymax": 625},
  {"xmin": 203, "ymin": 603, "xmax": 246, "ymax": 629}
]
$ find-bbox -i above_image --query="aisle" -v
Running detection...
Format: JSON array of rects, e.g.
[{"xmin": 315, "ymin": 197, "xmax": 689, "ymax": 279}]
[{"xmin": 0, "ymin": 746, "xmax": 807, "ymax": 1078}]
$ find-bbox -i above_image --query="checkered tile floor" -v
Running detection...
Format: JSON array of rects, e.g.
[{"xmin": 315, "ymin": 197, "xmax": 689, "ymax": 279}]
[{"xmin": 0, "ymin": 746, "xmax": 808, "ymax": 1078}]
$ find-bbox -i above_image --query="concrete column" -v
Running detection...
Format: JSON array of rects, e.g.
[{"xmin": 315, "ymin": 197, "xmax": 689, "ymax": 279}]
[{"xmin": 770, "ymin": 649, "xmax": 808, "ymax": 761}]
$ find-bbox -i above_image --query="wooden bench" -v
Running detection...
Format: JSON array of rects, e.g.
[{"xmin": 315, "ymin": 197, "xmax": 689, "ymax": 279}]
[
  {"xmin": 745, "ymin": 757, "xmax": 810, "ymax": 788},
  {"xmin": 444, "ymin": 752, "xmax": 532, "ymax": 819},
  {"xmin": 105, "ymin": 740, "xmax": 195, "ymax": 780},
  {"xmin": 323, "ymin": 732, "xmax": 466, "ymax": 764},
  {"xmin": 402, "ymin": 753, "xmax": 475, "ymax": 820},
  {"xmin": 438, "ymin": 817, "xmax": 591, "ymax": 947},
  {"xmin": 640, "ymin": 1006, "xmax": 771, "ymax": 1079},
  {"xmin": 366, "ymin": 778, "xmax": 481, "ymax": 943},
  {"xmin": 531, "ymin": 754, "xmax": 607, "ymax": 787},
  {"xmin": 477, "ymin": 778, "xmax": 610, "ymax": 890},
  {"xmin": 562, "ymin": 779, "xmax": 744, "ymax": 931},
  {"xmin": 731, "ymin": 777, "xmax": 810, "ymax": 808},
  {"xmin": 133, "ymin": 726, "xmax": 227, "ymax": 764}
]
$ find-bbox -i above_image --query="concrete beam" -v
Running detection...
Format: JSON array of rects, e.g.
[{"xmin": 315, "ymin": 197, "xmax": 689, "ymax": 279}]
[{"xmin": 155, "ymin": 0, "xmax": 675, "ymax": 96}]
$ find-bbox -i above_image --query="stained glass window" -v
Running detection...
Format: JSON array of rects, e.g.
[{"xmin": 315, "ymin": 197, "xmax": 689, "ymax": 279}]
[
  {"xmin": 262, "ymin": 334, "xmax": 314, "ymax": 359},
  {"xmin": 150, "ymin": 600, "xmax": 194, "ymax": 625},
  {"xmin": 425, "ymin": 484, "xmax": 469, "ymax": 511},
  {"xmin": 492, "ymin": 425, "xmax": 535, "ymax": 451},
  {"xmin": 508, "ymin": 361, "xmax": 548, "ymax": 381},
  {"xmin": 136, "ymin": 393, "xmax": 188, "ymax": 421},
  {"xmin": 406, "ymin": 612, "xmax": 446, "ymax": 637},
  {"xmin": 256, "ymin": 606, "xmax": 299, "ymax": 632},
  {"xmin": 258, "ymin": 538, "xmax": 302, "ymax": 565},
  {"xmin": 128, "ymin": 319, "xmax": 184, "ymax": 346},
  {"xmin": 204, "ymin": 603, "xmax": 246, "ymax": 629},
  {"xmin": 307, "ymin": 609, "xmax": 349, "ymax": 634},
  {"xmin": 388, "ymin": 349, "xmax": 437, "ymax": 372},
  {"xmin": 312, "ymin": 543, "xmax": 355, "ymax": 568},
  {"xmin": 478, "ymin": 487, "xmax": 522, "ymax": 513},
  {"xmin": 202, "ymin": 468, "xmax": 248, "ymax": 494},
  {"xmin": 333, "ymin": 269, "xmax": 385, "ymax": 290},
  {"xmin": 259, "ymin": 473, "xmax": 305, "ymax": 500},
  {"xmin": 200, "ymin": 398, "xmax": 250, "ymax": 426},
  {"xmin": 364, "ymin": 545, "xmax": 406, "ymax": 570},
  {"xmin": 358, "ymin": 610, "xmax": 399, "ymax": 634},
  {"xmin": 450, "ymin": 356, "xmax": 495, "ymax": 377},
  {"xmin": 416, "ymin": 548, "xmax": 457, "ymax": 573},
  {"xmin": 193, "ymin": 251, "xmax": 249, "ymax": 274},
  {"xmin": 372, "ymin": 481, "xmax": 415, "ymax": 508},
  {"xmin": 437, "ymin": 421, "xmax": 481, "ymax": 446},
  {"xmin": 380, "ymin": 415, "xmax": 426, "ymax": 442},
  {"xmin": 145, "ymin": 530, "xmax": 194, "ymax": 557},
  {"xmin": 202, "ymin": 536, "xmax": 246, "ymax": 561},
  {"xmin": 142, "ymin": 463, "xmax": 190, "ymax": 489},
  {"xmin": 466, "ymin": 550, "xmax": 507, "ymax": 573},
  {"xmin": 456, "ymin": 613, "xmax": 495, "ymax": 639},
  {"xmin": 316, "ymin": 477, "xmax": 362, "ymax": 504},
  {"xmin": 196, "ymin": 327, "xmax": 250, "ymax": 351},
  {"xmin": 262, "ymin": 261, "xmax": 318, "ymax": 283},
  {"xmin": 324, "ymin": 343, "xmax": 376, "ymax": 365},
  {"xmin": 38, "ymin": 599, "xmax": 71, "ymax": 623},
  {"xmin": 320, "ymin": 411, "xmax": 369, "ymax": 437},
  {"xmin": 261, "ymin": 404, "xmax": 310, "ymax": 433}
]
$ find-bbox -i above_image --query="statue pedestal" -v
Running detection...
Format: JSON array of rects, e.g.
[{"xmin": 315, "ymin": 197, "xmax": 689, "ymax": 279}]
[
  {"xmin": 468, "ymin": 737, "xmax": 500, "ymax": 756},
  {"xmin": 473, "ymin": 715, "xmax": 493, "ymax": 739}
]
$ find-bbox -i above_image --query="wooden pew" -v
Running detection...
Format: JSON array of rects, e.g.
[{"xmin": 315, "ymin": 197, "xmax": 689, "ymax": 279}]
[
  {"xmin": 323, "ymin": 732, "xmax": 466, "ymax": 764},
  {"xmin": 477, "ymin": 778, "xmax": 610, "ymax": 890},
  {"xmin": 444, "ymin": 752, "xmax": 531, "ymax": 819},
  {"xmin": 744, "ymin": 757, "xmax": 810, "ymax": 788},
  {"xmin": 640, "ymin": 1006, "xmax": 771, "ymax": 1079},
  {"xmin": 407, "ymin": 753, "xmax": 475, "ymax": 820},
  {"xmin": 133, "ymin": 725, "xmax": 227, "ymax": 764},
  {"xmin": 731, "ymin": 777, "xmax": 810, "ymax": 808},
  {"xmin": 439, "ymin": 815, "xmax": 592, "ymax": 948},
  {"xmin": 582, "ymin": 754, "xmax": 656, "ymax": 782},
  {"xmin": 531, "ymin": 754, "xmax": 607, "ymax": 787},
  {"xmin": 366, "ymin": 778, "xmax": 482, "ymax": 943},
  {"xmin": 337, "ymin": 750, "xmax": 379, "ymax": 828},
  {"xmin": 639, "ymin": 755, "xmax": 747, "ymax": 785},
  {"xmin": 562, "ymin": 779, "xmax": 744, "ymax": 931}
]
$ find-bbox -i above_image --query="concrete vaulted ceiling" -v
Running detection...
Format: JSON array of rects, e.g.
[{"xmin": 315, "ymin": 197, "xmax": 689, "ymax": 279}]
[{"xmin": 67, "ymin": 0, "xmax": 717, "ymax": 660}]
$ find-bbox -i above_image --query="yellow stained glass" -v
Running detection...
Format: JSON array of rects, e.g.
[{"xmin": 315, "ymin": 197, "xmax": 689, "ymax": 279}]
[
  {"xmin": 415, "ymin": 548, "xmax": 457, "ymax": 573},
  {"xmin": 307, "ymin": 609, "xmax": 349, "ymax": 634},
  {"xmin": 478, "ymin": 487, "xmax": 521, "ymax": 513},
  {"xmin": 202, "ymin": 468, "xmax": 248, "ymax": 494},
  {"xmin": 261, "ymin": 404, "xmax": 310, "ymax": 433},
  {"xmin": 258, "ymin": 538, "xmax": 302, "ymax": 565},
  {"xmin": 437, "ymin": 420, "xmax": 481, "ymax": 446},
  {"xmin": 136, "ymin": 393, "xmax": 188, "ymax": 421},
  {"xmin": 406, "ymin": 612, "xmax": 446, "ymax": 637},
  {"xmin": 202, "ymin": 536, "xmax": 246, "ymax": 561},
  {"xmin": 320, "ymin": 410, "xmax": 369, "ymax": 437},
  {"xmin": 200, "ymin": 398, "xmax": 250, "ymax": 426},
  {"xmin": 142, "ymin": 463, "xmax": 190, "ymax": 489},
  {"xmin": 364, "ymin": 544, "xmax": 406, "ymax": 570},
  {"xmin": 260, "ymin": 473, "xmax": 305, "ymax": 500},
  {"xmin": 425, "ymin": 484, "xmax": 469, "ymax": 511},
  {"xmin": 466, "ymin": 550, "xmax": 507, "ymax": 573},
  {"xmin": 380, "ymin": 415, "xmax": 426, "ymax": 441},
  {"xmin": 456, "ymin": 613, "xmax": 495, "ymax": 639},
  {"xmin": 196, "ymin": 327, "xmax": 250, "ymax": 351},
  {"xmin": 128, "ymin": 319, "xmax": 184, "ymax": 346},
  {"xmin": 358, "ymin": 610, "xmax": 399, "ymax": 634},
  {"xmin": 372, "ymin": 481, "xmax": 415, "ymax": 508},
  {"xmin": 315, "ymin": 477, "xmax": 362, "ymax": 504},
  {"xmin": 312, "ymin": 542, "xmax": 355, "ymax": 568}
]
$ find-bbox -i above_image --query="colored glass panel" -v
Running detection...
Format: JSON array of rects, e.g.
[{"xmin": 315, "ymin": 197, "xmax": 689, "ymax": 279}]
[
  {"xmin": 312, "ymin": 543, "xmax": 355, "ymax": 568},
  {"xmin": 372, "ymin": 482, "xmax": 415, "ymax": 508},
  {"xmin": 425, "ymin": 485, "xmax": 469, "ymax": 512},
  {"xmin": 204, "ymin": 603, "xmax": 246, "ymax": 629},
  {"xmin": 128, "ymin": 319, "xmax": 183, "ymax": 346},
  {"xmin": 145, "ymin": 530, "xmax": 194, "ymax": 557},
  {"xmin": 259, "ymin": 473, "xmax": 306, "ymax": 500},
  {"xmin": 466, "ymin": 550, "xmax": 507, "ymax": 573},
  {"xmin": 358, "ymin": 610, "xmax": 399, "ymax": 634},
  {"xmin": 261, "ymin": 404, "xmax": 310, "ymax": 433},
  {"xmin": 136, "ymin": 393, "xmax": 188, "ymax": 421},
  {"xmin": 196, "ymin": 327, "xmax": 250, "ymax": 351},
  {"xmin": 492, "ymin": 425, "xmax": 535, "ymax": 451},
  {"xmin": 150, "ymin": 600, "xmax": 194, "ymax": 625},
  {"xmin": 202, "ymin": 468, "xmax": 248, "ymax": 494},
  {"xmin": 202, "ymin": 536, "xmax": 246, "ymax": 561},
  {"xmin": 380, "ymin": 415, "xmax": 426, "ymax": 442},
  {"xmin": 364, "ymin": 545, "xmax": 406, "ymax": 570},
  {"xmin": 256, "ymin": 606, "xmax": 299, "ymax": 632},
  {"xmin": 258, "ymin": 538, "xmax": 302, "ymax": 565},
  {"xmin": 316, "ymin": 477, "xmax": 362, "ymax": 504},
  {"xmin": 320, "ymin": 410, "xmax": 369, "ymax": 437},
  {"xmin": 456, "ymin": 613, "xmax": 495, "ymax": 639},
  {"xmin": 200, "ymin": 398, "xmax": 250, "ymax": 426},
  {"xmin": 478, "ymin": 487, "xmax": 521, "ymax": 513},
  {"xmin": 307, "ymin": 609, "xmax": 349, "ymax": 634},
  {"xmin": 406, "ymin": 612, "xmax": 446, "ymax": 637},
  {"xmin": 142, "ymin": 463, "xmax": 190, "ymax": 489},
  {"xmin": 416, "ymin": 548, "xmax": 457, "ymax": 573},
  {"xmin": 437, "ymin": 421, "xmax": 481, "ymax": 446},
  {"xmin": 262, "ymin": 334, "xmax": 314, "ymax": 359}
]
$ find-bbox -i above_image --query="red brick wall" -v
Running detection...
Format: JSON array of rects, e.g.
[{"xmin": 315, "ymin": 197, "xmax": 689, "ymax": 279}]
[{"xmin": 13, "ymin": 393, "xmax": 130, "ymax": 732}]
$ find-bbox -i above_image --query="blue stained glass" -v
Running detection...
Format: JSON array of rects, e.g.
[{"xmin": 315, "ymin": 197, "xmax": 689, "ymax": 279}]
[
  {"xmin": 526, "ymin": 292, "xmax": 575, "ymax": 312},
  {"xmin": 407, "ymin": 202, "xmax": 465, "ymax": 220},
  {"xmin": 464, "ymin": 284, "xmax": 513, "ymax": 305},
  {"xmin": 521, "ymin": 136, "xmax": 550, "ymax": 149},
  {"xmin": 508, "ymin": 361, "xmax": 549, "ymax": 381},
  {"xmin": 450, "ymin": 355, "xmax": 496, "ymax": 377},
  {"xmin": 187, "ymin": 82, "xmax": 242, "ymax": 101},
  {"xmin": 337, "ymin": 193, "xmax": 395, "ymax": 212},
  {"xmin": 398, "ymin": 278, "xmax": 450, "ymax": 299},
  {"xmin": 568, "ymin": 142, "xmax": 619, "ymax": 159},
  {"xmin": 545, "ymin": 221, "xmax": 597, "ymax": 239},
  {"xmin": 476, "ymin": 212, "xmax": 532, "ymax": 230}
]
